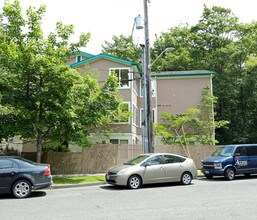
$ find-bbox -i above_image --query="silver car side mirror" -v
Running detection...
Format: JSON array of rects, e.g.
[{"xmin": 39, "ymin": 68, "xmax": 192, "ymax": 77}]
[{"xmin": 144, "ymin": 162, "xmax": 151, "ymax": 167}]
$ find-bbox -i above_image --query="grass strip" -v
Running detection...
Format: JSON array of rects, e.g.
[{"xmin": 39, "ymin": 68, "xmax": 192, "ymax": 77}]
[
  {"xmin": 53, "ymin": 175, "xmax": 105, "ymax": 185},
  {"xmin": 197, "ymin": 170, "xmax": 204, "ymax": 177}
]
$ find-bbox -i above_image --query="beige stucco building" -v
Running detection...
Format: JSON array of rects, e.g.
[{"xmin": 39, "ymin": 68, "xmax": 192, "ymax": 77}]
[{"xmin": 67, "ymin": 51, "xmax": 216, "ymax": 146}]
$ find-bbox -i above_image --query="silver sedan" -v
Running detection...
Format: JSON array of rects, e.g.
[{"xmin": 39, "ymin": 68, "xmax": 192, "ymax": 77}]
[{"xmin": 105, "ymin": 153, "xmax": 197, "ymax": 189}]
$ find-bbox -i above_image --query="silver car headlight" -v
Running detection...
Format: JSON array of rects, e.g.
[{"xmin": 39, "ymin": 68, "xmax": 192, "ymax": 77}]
[{"xmin": 214, "ymin": 162, "xmax": 222, "ymax": 169}]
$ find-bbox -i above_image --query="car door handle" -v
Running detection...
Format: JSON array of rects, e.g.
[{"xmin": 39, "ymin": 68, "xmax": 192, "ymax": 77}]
[{"xmin": 179, "ymin": 165, "xmax": 183, "ymax": 168}]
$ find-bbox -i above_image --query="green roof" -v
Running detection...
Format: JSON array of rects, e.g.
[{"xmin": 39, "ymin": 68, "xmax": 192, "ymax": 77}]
[
  {"xmin": 70, "ymin": 53, "xmax": 141, "ymax": 73},
  {"xmin": 151, "ymin": 70, "xmax": 216, "ymax": 78}
]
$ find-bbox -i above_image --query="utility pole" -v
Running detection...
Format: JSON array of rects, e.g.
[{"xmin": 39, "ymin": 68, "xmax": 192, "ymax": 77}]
[
  {"xmin": 143, "ymin": 0, "xmax": 154, "ymax": 153},
  {"xmin": 135, "ymin": 4, "xmax": 173, "ymax": 153},
  {"xmin": 140, "ymin": 44, "xmax": 148, "ymax": 153}
]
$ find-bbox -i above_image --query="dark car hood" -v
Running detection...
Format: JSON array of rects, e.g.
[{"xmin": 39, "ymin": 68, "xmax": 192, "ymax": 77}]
[
  {"xmin": 108, "ymin": 164, "xmax": 132, "ymax": 174},
  {"xmin": 203, "ymin": 156, "xmax": 231, "ymax": 163}
]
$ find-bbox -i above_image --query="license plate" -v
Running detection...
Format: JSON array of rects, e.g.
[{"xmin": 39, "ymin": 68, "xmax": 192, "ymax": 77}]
[{"xmin": 205, "ymin": 171, "xmax": 209, "ymax": 174}]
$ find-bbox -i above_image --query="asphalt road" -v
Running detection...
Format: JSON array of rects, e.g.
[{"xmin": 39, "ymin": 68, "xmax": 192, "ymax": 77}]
[{"xmin": 1, "ymin": 176, "xmax": 257, "ymax": 220}]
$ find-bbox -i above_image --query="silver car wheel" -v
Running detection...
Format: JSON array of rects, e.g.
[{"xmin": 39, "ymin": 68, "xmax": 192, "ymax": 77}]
[
  {"xmin": 225, "ymin": 168, "xmax": 235, "ymax": 180},
  {"xmin": 12, "ymin": 180, "xmax": 32, "ymax": 198},
  {"xmin": 128, "ymin": 175, "xmax": 141, "ymax": 189},
  {"xmin": 181, "ymin": 172, "xmax": 192, "ymax": 185}
]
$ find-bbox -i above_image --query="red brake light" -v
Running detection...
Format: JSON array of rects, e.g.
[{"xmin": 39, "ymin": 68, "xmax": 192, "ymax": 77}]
[{"xmin": 44, "ymin": 166, "xmax": 51, "ymax": 176}]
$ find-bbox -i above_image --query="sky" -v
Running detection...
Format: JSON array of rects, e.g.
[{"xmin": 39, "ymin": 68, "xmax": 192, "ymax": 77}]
[{"xmin": 2, "ymin": 0, "xmax": 257, "ymax": 54}]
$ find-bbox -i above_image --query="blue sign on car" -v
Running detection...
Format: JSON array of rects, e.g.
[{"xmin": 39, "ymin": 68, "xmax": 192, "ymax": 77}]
[{"xmin": 201, "ymin": 144, "xmax": 257, "ymax": 180}]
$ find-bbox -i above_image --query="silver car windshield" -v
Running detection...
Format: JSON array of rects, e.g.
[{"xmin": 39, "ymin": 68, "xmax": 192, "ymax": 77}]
[
  {"xmin": 123, "ymin": 155, "xmax": 150, "ymax": 165},
  {"xmin": 212, "ymin": 146, "xmax": 235, "ymax": 157}
]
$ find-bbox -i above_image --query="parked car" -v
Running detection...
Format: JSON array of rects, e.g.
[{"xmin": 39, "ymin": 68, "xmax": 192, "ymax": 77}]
[
  {"xmin": 201, "ymin": 144, "xmax": 257, "ymax": 180},
  {"xmin": 105, "ymin": 153, "xmax": 197, "ymax": 189},
  {"xmin": 0, "ymin": 156, "xmax": 52, "ymax": 198}
]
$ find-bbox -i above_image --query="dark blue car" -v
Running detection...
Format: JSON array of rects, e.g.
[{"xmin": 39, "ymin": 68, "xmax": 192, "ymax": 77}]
[
  {"xmin": 0, "ymin": 156, "xmax": 52, "ymax": 198},
  {"xmin": 201, "ymin": 144, "xmax": 257, "ymax": 180}
]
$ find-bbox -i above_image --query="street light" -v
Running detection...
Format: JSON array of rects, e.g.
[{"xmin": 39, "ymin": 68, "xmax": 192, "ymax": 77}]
[
  {"xmin": 139, "ymin": 45, "xmax": 173, "ymax": 153},
  {"xmin": 150, "ymin": 47, "xmax": 175, "ymax": 68},
  {"xmin": 134, "ymin": 4, "xmax": 175, "ymax": 153}
]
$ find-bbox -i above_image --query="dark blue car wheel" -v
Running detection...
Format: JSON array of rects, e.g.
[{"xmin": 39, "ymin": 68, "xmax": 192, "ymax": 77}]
[{"xmin": 12, "ymin": 180, "xmax": 32, "ymax": 198}]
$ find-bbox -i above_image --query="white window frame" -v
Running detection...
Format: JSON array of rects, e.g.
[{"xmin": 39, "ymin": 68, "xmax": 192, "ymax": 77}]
[
  {"xmin": 140, "ymin": 78, "xmax": 156, "ymax": 97},
  {"xmin": 152, "ymin": 108, "xmax": 156, "ymax": 124},
  {"xmin": 140, "ymin": 108, "xmax": 144, "ymax": 128},
  {"xmin": 133, "ymin": 104, "xmax": 138, "ymax": 126},
  {"xmin": 76, "ymin": 56, "xmax": 82, "ymax": 63},
  {"xmin": 140, "ymin": 78, "xmax": 144, "ymax": 97},
  {"xmin": 151, "ymin": 79, "xmax": 156, "ymax": 97},
  {"xmin": 140, "ymin": 108, "xmax": 156, "ymax": 128},
  {"xmin": 109, "ymin": 68, "xmax": 131, "ymax": 89},
  {"xmin": 133, "ymin": 75, "xmax": 138, "ymax": 95},
  {"xmin": 110, "ymin": 139, "xmax": 129, "ymax": 144},
  {"xmin": 113, "ymin": 101, "xmax": 130, "ymax": 124}
]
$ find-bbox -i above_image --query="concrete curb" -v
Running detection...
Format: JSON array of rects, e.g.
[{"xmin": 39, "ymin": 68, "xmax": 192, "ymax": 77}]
[{"xmin": 52, "ymin": 181, "xmax": 106, "ymax": 189}]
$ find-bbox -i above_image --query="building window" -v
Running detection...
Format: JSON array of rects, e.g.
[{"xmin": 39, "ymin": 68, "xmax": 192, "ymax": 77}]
[
  {"xmin": 110, "ymin": 139, "xmax": 128, "ymax": 144},
  {"xmin": 140, "ymin": 79, "xmax": 144, "ymax": 97},
  {"xmin": 113, "ymin": 102, "xmax": 130, "ymax": 123},
  {"xmin": 140, "ymin": 109, "xmax": 144, "ymax": 127},
  {"xmin": 153, "ymin": 108, "xmax": 156, "ymax": 124},
  {"xmin": 110, "ymin": 139, "xmax": 119, "ymax": 144},
  {"xmin": 140, "ymin": 108, "xmax": 156, "ymax": 128},
  {"xmin": 76, "ymin": 56, "xmax": 82, "ymax": 63},
  {"xmin": 151, "ymin": 79, "xmax": 156, "ymax": 97},
  {"xmin": 133, "ymin": 104, "xmax": 138, "ymax": 126},
  {"xmin": 120, "ymin": 140, "xmax": 129, "ymax": 144},
  {"xmin": 133, "ymin": 76, "xmax": 138, "ymax": 94},
  {"xmin": 110, "ymin": 68, "xmax": 130, "ymax": 88},
  {"xmin": 140, "ymin": 79, "xmax": 156, "ymax": 97}
]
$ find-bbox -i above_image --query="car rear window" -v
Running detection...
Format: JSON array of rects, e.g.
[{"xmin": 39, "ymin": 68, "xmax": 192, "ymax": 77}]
[
  {"xmin": 163, "ymin": 155, "xmax": 186, "ymax": 163},
  {"xmin": 15, "ymin": 158, "xmax": 37, "ymax": 167}
]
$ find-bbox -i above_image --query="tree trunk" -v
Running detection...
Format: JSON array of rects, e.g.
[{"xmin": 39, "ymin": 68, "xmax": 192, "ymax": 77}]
[{"xmin": 36, "ymin": 130, "xmax": 43, "ymax": 163}]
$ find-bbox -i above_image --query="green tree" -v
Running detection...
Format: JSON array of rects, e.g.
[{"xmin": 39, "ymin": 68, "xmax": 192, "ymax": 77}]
[
  {"xmin": 151, "ymin": 25, "xmax": 195, "ymax": 71},
  {"xmin": 0, "ymin": 0, "xmax": 121, "ymax": 162},
  {"xmin": 155, "ymin": 108, "xmax": 200, "ymax": 158},
  {"xmin": 102, "ymin": 35, "xmax": 141, "ymax": 63},
  {"xmin": 152, "ymin": 5, "xmax": 257, "ymax": 145}
]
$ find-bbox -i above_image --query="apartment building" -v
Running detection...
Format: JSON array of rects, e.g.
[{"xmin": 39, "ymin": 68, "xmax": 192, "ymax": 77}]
[{"xmin": 67, "ymin": 51, "xmax": 215, "ymax": 146}]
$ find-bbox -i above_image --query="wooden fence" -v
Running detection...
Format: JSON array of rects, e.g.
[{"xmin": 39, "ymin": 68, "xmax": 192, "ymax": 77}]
[{"xmin": 22, "ymin": 144, "xmax": 218, "ymax": 175}]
